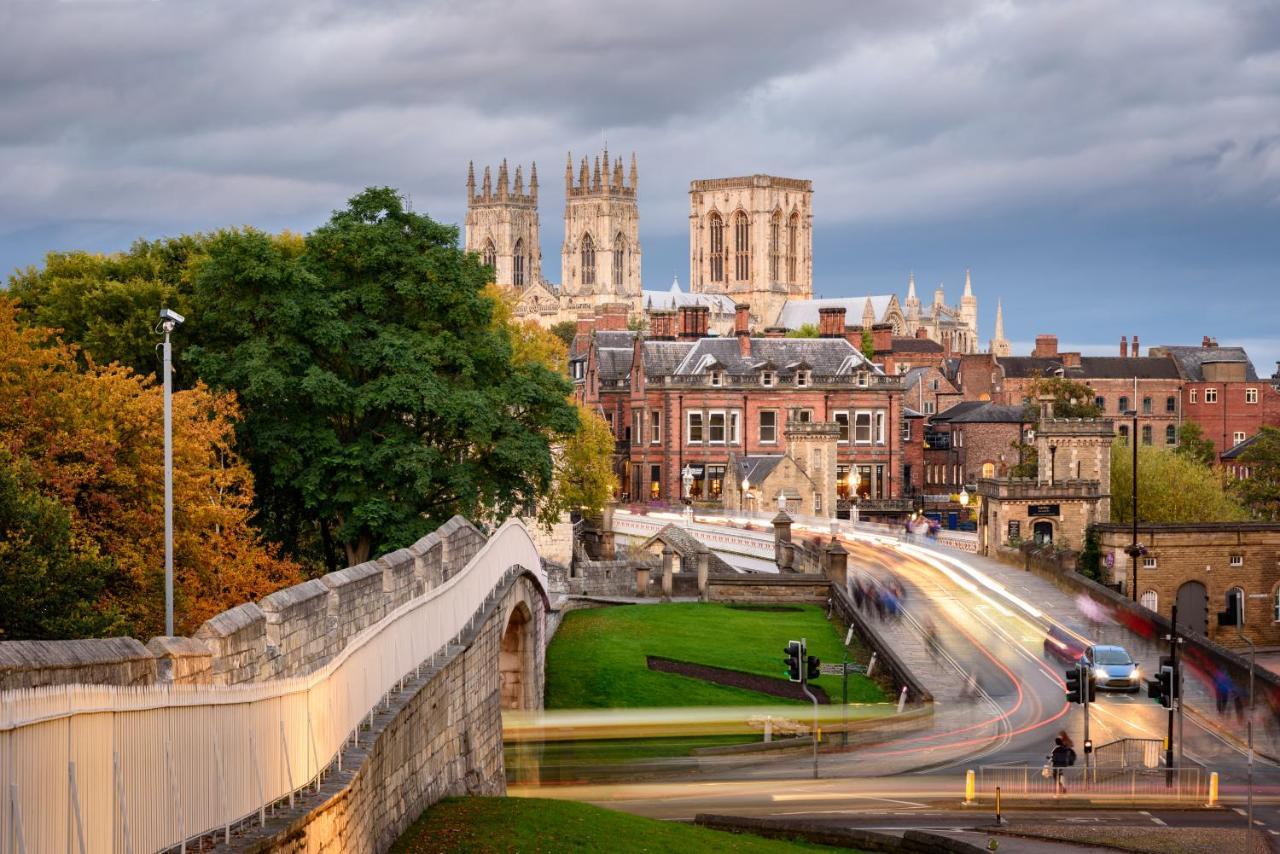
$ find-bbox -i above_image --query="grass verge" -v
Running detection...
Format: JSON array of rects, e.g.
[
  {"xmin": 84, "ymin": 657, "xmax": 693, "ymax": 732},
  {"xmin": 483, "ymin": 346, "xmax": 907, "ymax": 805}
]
[
  {"xmin": 390, "ymin": 796, "xmax": 854, "ymax": 853},
  {"xmin": 546, "ymin": 602, "xmax": 884, "ymax": 709}
]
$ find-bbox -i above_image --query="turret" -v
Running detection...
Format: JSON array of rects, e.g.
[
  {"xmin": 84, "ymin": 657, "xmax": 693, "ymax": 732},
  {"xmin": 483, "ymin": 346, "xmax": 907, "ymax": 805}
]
[
  {"xmin": 482, "ymin": 165, "xmax": 492, "ymax": 199},
  {"xmin": 904, "ymin": 272, "xmax": 920, "ymax": 333},
  {"xmin": 530, "ymin": 162, "xmax": 538, "ymax": 201},
  {"xmin": 497, "ymin": 159, "xmax": 509, "ymax": 199},
  {"xmin": 862, "ymin": 296, "xmax": 876, "ymax": 328},
  {"xmin": 513, "ymin": 164, "xmax": 523, "ymax": 196},
  {"xmin": 466, "ymin": 161, "xmax": 476, "ymax": 199},
  {"xmin": 990, "ymin": 297, "xmax": 1010, "ymax": 357},
  {"xmin": 630, "ymin": 153, "xmax": 638, "ymax": 193},
  {"xmin": 565, "ymin": 152, "xmax": 573, "ymax": 193},
  {"xmin": 960, "ymin": 267, "xmax": 978, "ymax": 343}
]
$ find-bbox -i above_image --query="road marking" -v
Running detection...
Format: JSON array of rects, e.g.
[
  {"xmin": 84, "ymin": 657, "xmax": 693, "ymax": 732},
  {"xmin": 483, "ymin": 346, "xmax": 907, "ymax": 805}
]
[
  {"xmin": 1235, "ymin": 808, "xmax": 1248, "ymax": 815},
  {"xmin": 770, "ymin": 794, "xmax": 926, "ymax": 806},
  {"xmin": 1150, "ymin": 817, "xmax": 1167, "ymax": 826}
]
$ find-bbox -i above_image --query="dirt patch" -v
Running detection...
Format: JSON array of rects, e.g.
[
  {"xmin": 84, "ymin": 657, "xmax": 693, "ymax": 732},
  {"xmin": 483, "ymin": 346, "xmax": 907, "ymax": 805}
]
[
  {"xmin": 726, "ymin": 604, "xmax": 805, "ymax": 613},
  {"xmin": 646, "ymin": 656, "xmax": 830, "ymax": 703}
]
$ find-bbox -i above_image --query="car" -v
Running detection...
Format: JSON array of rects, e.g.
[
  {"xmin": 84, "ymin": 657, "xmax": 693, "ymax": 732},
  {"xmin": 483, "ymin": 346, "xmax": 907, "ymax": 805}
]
[
  {"xmin": 1082, "ymin": 644, "xmax": 1142, "ymax": 692},
  {"xmin": 1043, "ymin": 624, "xmax": 1087, "ymax": 665}
]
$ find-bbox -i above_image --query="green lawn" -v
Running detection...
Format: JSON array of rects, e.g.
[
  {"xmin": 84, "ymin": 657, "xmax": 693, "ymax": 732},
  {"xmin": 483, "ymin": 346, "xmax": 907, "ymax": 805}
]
[
  {"xmin": 391, "ymin": 796, "xmax": 852, "ymax": 853},
  {"xmin": 545, "ymin": 603, "xmax": 885, "ymax": 709}
]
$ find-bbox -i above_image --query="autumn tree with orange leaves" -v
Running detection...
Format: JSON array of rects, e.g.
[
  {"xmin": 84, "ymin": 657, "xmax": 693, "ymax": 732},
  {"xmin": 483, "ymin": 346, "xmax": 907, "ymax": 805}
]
[{"xmin": 0, "ymin": 298, "xmax": 302, "ymax": 638}]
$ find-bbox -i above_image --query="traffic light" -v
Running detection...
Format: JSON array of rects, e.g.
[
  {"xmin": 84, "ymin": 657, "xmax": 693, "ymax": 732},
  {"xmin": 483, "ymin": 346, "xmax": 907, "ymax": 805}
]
[
  {"xmin": 1148, "ymin": 656, "xmax": 1177, "ymax": 709},
  {"xmin": 806, "ymin": 655, "xmax": 821, "ymax": 681},
  {"xmin": 1065, "ymin": 665, "xmax": 1080, "ymax": 704},
  {"xmin": 783, "ymin": 640, "xmax": 803, "ymax": 682}
]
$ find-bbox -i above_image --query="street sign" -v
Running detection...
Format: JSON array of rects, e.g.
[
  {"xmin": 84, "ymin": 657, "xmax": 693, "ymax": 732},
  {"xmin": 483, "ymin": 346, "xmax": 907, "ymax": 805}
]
[
  {"xmin": 820, "ymin": 663, "xmax": 868, "ymax": 676},
  {"xmin": 1028, "ymin": 504, "xmax": 1061, "ymax": 517}
]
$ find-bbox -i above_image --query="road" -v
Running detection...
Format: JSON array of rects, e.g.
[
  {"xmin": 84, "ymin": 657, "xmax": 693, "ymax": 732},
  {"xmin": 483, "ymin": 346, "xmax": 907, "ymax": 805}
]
[{"xmin": 516, "ymin": 528, "xmax": 1280, "ymax": 845}]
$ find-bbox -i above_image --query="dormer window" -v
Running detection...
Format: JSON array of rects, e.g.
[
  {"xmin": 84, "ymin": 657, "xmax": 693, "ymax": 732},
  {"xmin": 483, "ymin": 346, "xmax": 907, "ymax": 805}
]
[
  {"xmin": 796, "ymin": 370, "xmax": 811, "ymax": 387},
  {"xmin": 761, "ymin": 371, "xmax": 775, "ymax": 387},
  {"xmin": 709, "ymin": 370, "xmax": 723, "ymax": 387},
  {"xmin": 858, "ymin": 372, "xmax": 868, "ymax": 388}
]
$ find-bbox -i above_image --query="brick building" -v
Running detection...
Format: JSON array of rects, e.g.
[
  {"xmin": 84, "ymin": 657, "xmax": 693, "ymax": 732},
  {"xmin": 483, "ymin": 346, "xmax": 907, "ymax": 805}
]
[
  {"xmin": 574, "ymin": 302, "xmax": 912, "ymax": 518},
  {"xmin": 1151, "ymin": 338, "xmax": 1280, "ymax": 460},
  {"xmin": 902, "ymin": 365, "xmax": 962, "ymax": 417},
  {"xmin": 1095, "ymin": 522, "xmax": 1280, "ymax": 649},
  {"xmin": 922, "ymin": 402, "xmax": 1029, "ymax": 495}
]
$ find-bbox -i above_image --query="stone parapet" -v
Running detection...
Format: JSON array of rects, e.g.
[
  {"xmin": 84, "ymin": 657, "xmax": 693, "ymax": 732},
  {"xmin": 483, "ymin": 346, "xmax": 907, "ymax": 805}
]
[
  {"xmin": 260, "ymin": 579, "xmax": 332, "ymax": 678},
  {"xmin": 146, "ymin": 636, "xmax": 213, "ymax": 685},
  {"xmin": 977, "ymin": 478, "xmax": 1104, "ymax": 499},
  {"xmin": 194, "ymin": 602, "xmax": 268, "ymax": 685},
  {"xmin": 0, "ymin": 638, "xmax": 155, "ymax": 691}
]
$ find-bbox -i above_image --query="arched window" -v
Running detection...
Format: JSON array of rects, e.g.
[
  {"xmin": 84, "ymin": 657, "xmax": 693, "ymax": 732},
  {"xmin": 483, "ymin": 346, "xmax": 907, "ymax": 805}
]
[
  {"xmin": 787, "ymin": 212, "xmax": 799, "ymax": 283},
  {"xmin": 1140, "ymin": 590, "xmax": 1158, "ymax": 612},
  {"xmin": 581, "ymin": 233, "xmax": 595, "ymax": 286},
  {"xmin": 708, "ymin": 213, "xmax": 725, "ymax": 283},
  {"xmin": 612, "ymin": 233, "xmax": 625, "ymax": 288},
  {"xmin": 981, "ymin": 462, "xmax": 995, "ymax": 478},
  {"xmin": 482, "ymin": 239, "xmax": 496, "ymax": 271},
  {"xmin": 734, "ymin": 211, "xmax": 750, "ymax": 282},
  {"xmin": 513, "ymin": 238, "xmax": 525, "ymax": 287},
  {"xmin": 769, "ymin": 209, "xmax": 782, "ymax": 281}
]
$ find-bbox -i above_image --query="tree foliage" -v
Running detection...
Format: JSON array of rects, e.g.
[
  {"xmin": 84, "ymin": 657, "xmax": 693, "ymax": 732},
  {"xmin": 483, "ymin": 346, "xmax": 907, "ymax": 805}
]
[
  {"xmin": 785, "ymin": 323, "xmax": 819, "ymax": 338},
  {"xmin": 548, "ymin": 403, "xmax": 617, "ymax": 522},
  {"xmin": 550, "ymin": 320, "xmax": 578, "ymax": 349},
  {"xmin": 1232, "ymin": 426, "xmax": 1280, "ymax": 520},
  {"xmin": 0, "ymin": 298, "xmax": 302, "ymax": 637},
  {"xmin": 1174, "ymin": 420, "xmax": 1218, "ymax": 467},
  {"xmin": 186, "ymin": 188, "xmax": 577, "ymax": 567},
  {"xmin": 1022, "ymin": 377, "xmax": 1102, "ymax": 419},
  {"xmin": 1110, "ymin": 441, "xmax": 1247, "ymax": 524},
  {"xmin": 860, "ymin": 328, "xmax": 876, "ymax": 362}
]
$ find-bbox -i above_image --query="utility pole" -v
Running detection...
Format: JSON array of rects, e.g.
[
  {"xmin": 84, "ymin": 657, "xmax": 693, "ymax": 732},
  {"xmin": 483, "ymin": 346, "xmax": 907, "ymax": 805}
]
[
  {"xmin": 158, "ymin": 308, "xmax": 184, "ymax": 636},
  {"xmin": 1165, "ymin": 605, "xmax": 1179, "ymax": 785},
  {"xmin": 1124, "ymin": 408, "xmax": 1141, "ymax": 601}
]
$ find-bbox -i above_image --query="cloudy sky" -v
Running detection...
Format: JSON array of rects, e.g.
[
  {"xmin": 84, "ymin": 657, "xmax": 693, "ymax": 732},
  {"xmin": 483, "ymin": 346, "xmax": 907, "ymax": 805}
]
[{"xmin": 2, "ymin": 0, "xmax": 1278, "ymax": 371}]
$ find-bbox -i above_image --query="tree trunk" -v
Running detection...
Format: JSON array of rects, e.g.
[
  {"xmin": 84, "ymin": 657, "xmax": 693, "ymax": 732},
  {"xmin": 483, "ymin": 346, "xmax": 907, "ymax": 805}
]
[{"xmin": 344, "ymin": 531, "xmax": 372, "ymax": 567}]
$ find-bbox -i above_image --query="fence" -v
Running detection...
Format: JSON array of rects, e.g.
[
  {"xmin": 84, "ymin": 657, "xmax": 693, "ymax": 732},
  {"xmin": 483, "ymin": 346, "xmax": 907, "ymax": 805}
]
[
  {"xmin": 978, "ymin": 764, "xmax": 1205, "ymax": 802},
  {"xmin": 1090, "ymin": 737, "xmax": 1163, "ymax": 771},
  {"xmin": 0, "ymin": 519, "xmax": 544, "ymax": 854}
]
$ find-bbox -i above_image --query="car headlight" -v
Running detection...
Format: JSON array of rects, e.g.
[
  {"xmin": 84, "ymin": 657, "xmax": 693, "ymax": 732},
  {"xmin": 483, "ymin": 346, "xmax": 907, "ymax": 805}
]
[
  {"xmin": 1131, "ymin": 666, "xmax": 1141, "ymax": 680},
  {"xmin": 1094, "ymin": 666, "xmax": 1107, "ymax": 680}
]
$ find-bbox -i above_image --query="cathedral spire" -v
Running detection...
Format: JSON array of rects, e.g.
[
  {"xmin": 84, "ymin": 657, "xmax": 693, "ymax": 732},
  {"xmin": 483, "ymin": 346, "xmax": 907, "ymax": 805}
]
[
  {"xmin": 907, "ymin": 271, "xmax": 917, "ymax": 300},
  {"xmin": 466, "ymin": 161, "xmax": 475, "ymax": 198},
  {"xmin": 592, "ymin": 156, "xmax": 602, "ymax": 192},
  {"xmin": 565, "ymin": 152, "xmax": 574, "ymax": 193},
  {"xmin": 630, "ymin": 152, "xmax": 638, "ymax": 192},
  {"xmin": 994, "ymin": 298, "xmax": 1004, "ymax": 338},
  {"xmin": 497, "ymin": 159, "xmax": 509, "ymax": 199},
  {"xmin": 862, "ymin": 296, "xmax": 876, "ymax": 328},
  {"xmin": 530, "ymin": 161, "xmax": 538, "ymax": 201},
  {"xmin": 513, "ymin": 164, "xmax": 523, "ymax": 196},
  {"xmin": 482, "ymin": 165, "xmax": 492, "ymax": 200},
  {"xmin": 990, "ymin": 297, "xmax": 1011, "ymax": 357},
  {"xmin": 579, "ymin": 157, "xmax": 589, "ymax": 191},
  {"xmin": 963, "ymin": 267, "xmax": 973, "ymax": 298}
]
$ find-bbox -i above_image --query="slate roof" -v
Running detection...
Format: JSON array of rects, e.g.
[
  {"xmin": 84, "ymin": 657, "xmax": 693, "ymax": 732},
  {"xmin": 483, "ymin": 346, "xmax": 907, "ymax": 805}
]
[
  {"xmin": 640, "ymin": 525, "xmax": 736, "ymax": 575},
  {"xmin": 927, "ymin": 401, "xmax": 989, "ymax": 423},
  {"xmin": 891, "ymin": 336, "xmax": 944, "ymax": 353},
  {"xmin": 662, "ymin": 337, "xmax": 872, "ymax": 377},
  {"xmin": 734, "ymin": 455, "xmax": 785, "ymax": 487},
  {"xmin": 996, "ymin": 357, "xmax": 1080, "ymax": 379},
  {"xmin": 643, "ymin": 341, "xmax": 696, "ymax": 378},
  {"xmin": 642, "ymin": 278, "xmax": 736, "ymax": 312},
  {"xmin": 1221, "ymin": 434, "xmax": 1260, "ymax": 460},
  {"xmin": 775, "ymin": 296, "xmax": 896, "ymax": 330},
  {"xmin": 1154, "ymin": 345, "xmax": 1259, "ymax": 381},
  {"xmin": 946, "ymin": 403, "xmax": 1029, "ymax": 424},
  {"xmin": 998, "ymin": 355, "xmax": 1187, "ymax": 381},
  {"xmin": 597, "ymin": 347, "xmax": 634, "ymax": 381}
]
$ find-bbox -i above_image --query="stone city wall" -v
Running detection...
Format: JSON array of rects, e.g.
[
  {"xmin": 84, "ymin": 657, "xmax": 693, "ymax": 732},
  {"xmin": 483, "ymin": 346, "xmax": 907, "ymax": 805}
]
[{"xmin": 0, "ymin": 515, "xmax": 491, "ymax": 691}]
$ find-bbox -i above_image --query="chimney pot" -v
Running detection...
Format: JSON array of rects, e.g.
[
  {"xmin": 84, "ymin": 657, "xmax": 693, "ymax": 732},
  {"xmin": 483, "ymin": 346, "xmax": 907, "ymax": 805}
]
[
  {"xmin": 735, "ymin": 303, "xmax": 751, "ymax": 356},
  {"xmin": 818, "ymin": 306, "xmax": 846, "ymax": 338},
  {"xmin": 1120, "ymin": 335, "xmax": 1128, "ymax": 358},
  {"xmin": 1131, "ymin": 335, "xmax": 1139, "ymax": 357},
  {"xmin": 1033, "ymin": 334, "xmax": 1059, "ymax": 358}
]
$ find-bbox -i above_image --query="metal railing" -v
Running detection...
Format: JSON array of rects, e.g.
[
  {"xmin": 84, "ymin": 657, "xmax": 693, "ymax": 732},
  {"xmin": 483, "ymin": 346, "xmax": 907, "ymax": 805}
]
[
  {"xmin": 1090, "ymin": 737, "xmax": 1163, "ymax": 771},
  {"xmin": 0, "ymin": 518, "xmax": 544, "ymax": 854},
  {"xmin": 978, "ymin": 764, "xmax": 1205, "ymax": 802}
]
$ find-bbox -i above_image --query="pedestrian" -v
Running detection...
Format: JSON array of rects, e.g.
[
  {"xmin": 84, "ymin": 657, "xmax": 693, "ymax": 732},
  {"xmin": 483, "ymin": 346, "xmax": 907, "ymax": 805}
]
[
  {"xmin": 853, "ymin": 579, "xmax": 865, "ymax": 610},
  {"xmin": 1057, "ymin": 729, "xmax": 1074, "ymax": 750},
  {"xmin": 1049, "ymin": 736, "xmax": 1076, "ymax": 795},
  {"xmin": 1214, "ymin": 670, "xmax": 1231, "ymax": 715},
  {"xmin": 925, "ymin": 620, "xmax": 940, "ymax": 659},
  {"xmin": 1234, "ymin": 690, "xmax": 1246, "ymax": 724}
]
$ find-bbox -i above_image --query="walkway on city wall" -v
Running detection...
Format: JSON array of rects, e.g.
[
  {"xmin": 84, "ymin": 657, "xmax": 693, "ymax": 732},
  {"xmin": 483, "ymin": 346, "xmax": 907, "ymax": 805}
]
[{"xmin": 0, "ymin": 516, "xmax": 548, "ymax": 854}]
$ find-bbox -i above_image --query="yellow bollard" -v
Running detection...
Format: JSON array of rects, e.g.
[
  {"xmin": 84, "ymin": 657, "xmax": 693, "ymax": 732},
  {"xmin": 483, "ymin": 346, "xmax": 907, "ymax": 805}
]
[
  {"xmin": 1207, "ymin": 771, "xmax": 1219, "ymax": 806},
  {"xmin": 964, "ymin": 769, "xmax": 976, "ymax": 805}
]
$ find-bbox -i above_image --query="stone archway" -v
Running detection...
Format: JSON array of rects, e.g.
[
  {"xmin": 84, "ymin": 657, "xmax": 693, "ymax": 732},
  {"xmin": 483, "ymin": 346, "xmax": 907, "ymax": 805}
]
[
  {"xmin": 499, "ymin": 602, "xmax": 534, "ymax": 710},
  {"xmin": 1175, "ymin": 581, "xmax": 1208, "ymax": 636},
  {"xmin": 1032, "ymin": 520, "xmax": 1054, "ymax": 546}
]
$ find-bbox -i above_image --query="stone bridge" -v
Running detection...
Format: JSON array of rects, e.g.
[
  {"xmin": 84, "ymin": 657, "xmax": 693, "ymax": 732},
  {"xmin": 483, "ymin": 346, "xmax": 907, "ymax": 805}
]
[{"xmin": 0, "ymin": 516, "xmax": 548, "ymax": 853}]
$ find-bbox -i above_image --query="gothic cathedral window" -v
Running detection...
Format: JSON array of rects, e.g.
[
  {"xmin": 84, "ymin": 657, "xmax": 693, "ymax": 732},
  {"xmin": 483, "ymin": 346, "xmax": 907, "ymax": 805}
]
[
  {"xmin": 582, "ymin": 233, "xmax": 595, "ymax": 286},
  {"xmin": 734, "ymin": 211, "xmax": 750, "ymax": 282},
  {"xmin": 482, "ymin": 239, "xmax": 496, "ymax": 271},
  {"xmin": 787, "ymin": 212, "xmax": 799, "ymax": 283},
  {"xmin": 709, "ymin": 213, "xmax": 725, "ymax": 283},
  {"xmin": 513, "ymin": 238, "xmax": 525, "ymax": 287},
  {"xmin": 769, "ymin": 210, "xmax": 781, "ymax": 282},
  {"xmin": 612, "ymin": 233, "xmax": 625, "ymax": 288}
]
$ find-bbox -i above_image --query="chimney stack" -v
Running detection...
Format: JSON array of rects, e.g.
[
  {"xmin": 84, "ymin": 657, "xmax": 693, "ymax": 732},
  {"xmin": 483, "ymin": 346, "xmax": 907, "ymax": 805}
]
[
  {"xmin": 1120, "ymin": 335, "xmax": 1128, "ymax": 358},
  {"xmin": 818, "ymin": 306, "xmax": 846, "ymax": 338},
  {"xmin": 763, "ymin": 326, "xmax": 787, "ymax": 339},
  {"xmin": 678, "ymin": 305, "xmax": 709, "ymax": 340},
  {"xmin": 735, "ymin": 303, "xmax": 751, "ymax": 357},
  {"xmin": 871, "ymin": 322, "xmax": 893, "ymax": 354},
  {"xmin": 1202, "ymin": 335, "xmax": 1212, "ymax": 348},
  {"xmin": 1131, "ymin": 335, "xmax": 1139, "ymax": 357},
  {"xmin": 596, "ymin": 303, "xmax": 629, "ymax": 332},
  {"xmin": 1033, "ymin": 334, "xmax": 1059, "ymax": 358}
]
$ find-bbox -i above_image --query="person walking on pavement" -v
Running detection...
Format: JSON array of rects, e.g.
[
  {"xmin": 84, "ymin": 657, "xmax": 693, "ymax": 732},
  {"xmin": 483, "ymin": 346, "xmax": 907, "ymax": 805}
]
[
  {"xmin": 1049, "ymin": 736, "xmax": 1076, "ymax": 795},
  {"xmin": 1214, "ymin": 669, "xmax": 1231, "ymax": 715}
]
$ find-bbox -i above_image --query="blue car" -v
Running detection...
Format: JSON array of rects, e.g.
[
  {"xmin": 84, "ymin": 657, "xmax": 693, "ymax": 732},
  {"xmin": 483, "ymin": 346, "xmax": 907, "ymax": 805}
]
[{"xmin": 1082, "ymin": 644, "xmax": 1142, "ymax": 692}]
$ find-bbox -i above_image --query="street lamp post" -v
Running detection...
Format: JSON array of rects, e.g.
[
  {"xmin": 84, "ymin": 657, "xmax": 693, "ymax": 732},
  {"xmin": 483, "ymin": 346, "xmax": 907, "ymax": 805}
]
[
  {"xmin": 158, "ymin": 307, "xmax": 184, "ymax": 636},
  {"xmin": 1122, "ymin": 409, "xmax": 1142, "ymax": 601}
]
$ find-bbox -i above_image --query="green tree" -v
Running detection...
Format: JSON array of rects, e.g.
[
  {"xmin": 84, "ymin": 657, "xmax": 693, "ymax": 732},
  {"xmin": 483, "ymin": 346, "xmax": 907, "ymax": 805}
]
[
  {"xmin": 550, "ymin": 320, "xmax": 578, "ymax": 349},
  {"xmin": 860, "ymin": 327, "xmax": 876, "ymax": 362},
  {"xmin": 1076, "ymin": 525, "xmax": 1102, "ymax": 581},
  {"xmin": 546, "ymin": 403, "xmax": 616, "ymax": 523},
  {"xmin": 1111, "ymin": 442, "xmax": 1248, "ymax": 524},
  {"xmin": 1174, "ymin": 421, "xmax": 1217, "ymax": 466},
  {"xmin": 187, "ymin": 188, "xmax": 577, "ymax": 568},
  {"xmin": 0, "ymin": 453, "xmax": 123, "ymax": 639},
  {"xmin": 1233, "ymin": 426, "xmax": 1280, "ymax": 520},
  {"xmin": 785, "ymin": 323, "xmax": 819, "ymax": 338},
  {"xmin": 1022, "ymin": 377, "xmax": 1102, "ymax": 419}
]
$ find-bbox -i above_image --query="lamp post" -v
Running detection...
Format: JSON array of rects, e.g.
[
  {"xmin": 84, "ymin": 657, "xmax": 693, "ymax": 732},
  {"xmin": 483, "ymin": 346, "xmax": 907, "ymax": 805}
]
[
  {"xmin": 1122, "ymin": 409, "xmax": 1142, "ymax": 601},
  {"xmin": 158, "ymin": 307, "xmax": 185, "ymax": 636}
]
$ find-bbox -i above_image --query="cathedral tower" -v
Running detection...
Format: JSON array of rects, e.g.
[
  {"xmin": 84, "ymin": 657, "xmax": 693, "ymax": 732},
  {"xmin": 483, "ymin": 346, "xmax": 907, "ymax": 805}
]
[
  {"xmin": 562, "ymin": 147, "xmax": 641, "ymax": 299},
  {"xmin": 688, "ymin": 174, "xmax": 813, "ymax": 325},
  {"xmin": 990, "ymin": 297, "xmax": 1011, "ymax": 357},
  {"xmin": 464, "ymin": 159, "xmax": 541, "ymax": 288}
]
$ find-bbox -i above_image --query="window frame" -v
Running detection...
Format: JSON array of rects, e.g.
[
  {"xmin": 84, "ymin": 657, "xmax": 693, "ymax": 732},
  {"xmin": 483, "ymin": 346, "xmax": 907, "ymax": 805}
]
[
  {"xmin": 1234, "ymin": 431, "xmax": 1247, "ymax": 446},
  {"xmin": 1246, "ymin": 388, "xmax": 1259, "ymax": 404},
  {"xmin": 854, "ymin": 410, "xmax": 873, "ymax": 445},
  {"xmin": 1205, "ymin": 387, "xmax": 1218, "ymax": 404},
  {"xmin": 761, "ymin": 371, "xmax": 775, "ymax": 387},
  {"xmin": 834, "ymin": 411, "xmax": 850, "ymax": 444},
  {"xmin": 686, "ymin": 411, "xmax": 704, "ymax": 444},
  {"xmin": 708, "ymin": 410, "xmax": 727, "ymax": 445},
  {"xmin": 1230, "ymin": 554, "xmax": 1244, "ymax": 567},
  {"xmin": 1189, "ymin": 388, "xmax": 1197, "ymax": 404},
  {"xmin": 796, "ymin": 370, "xmax": 811, "ymax": 388},
  {"xmin": 759, "ymin": 410, "xmax": 778, "ymax": 444},
  {"xmin": 650, "ymin": 410, "xmax": 661, "ymax": 445},
  {"xmin": 709, "ymin": 369, "xmax": 723, "ymax": 388}
]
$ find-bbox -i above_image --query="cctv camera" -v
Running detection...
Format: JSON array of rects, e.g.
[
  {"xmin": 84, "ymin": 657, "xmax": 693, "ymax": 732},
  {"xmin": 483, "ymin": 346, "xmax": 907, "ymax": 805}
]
[{"xmin": 159, "ymin": 308, "xmax": 185, "ymax": 326}]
